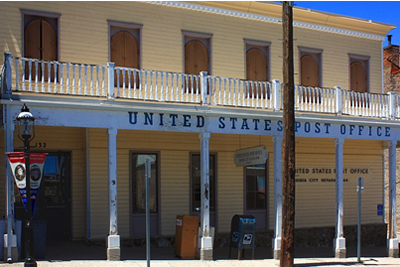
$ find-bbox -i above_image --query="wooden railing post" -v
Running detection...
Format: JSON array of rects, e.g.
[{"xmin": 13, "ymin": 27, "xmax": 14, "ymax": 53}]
[
  {"xmin": 388, "ymin": 92, "xmax": 395, "ymax": 119},
  {"xmin": 273, "ymin": 79, "xmax": 280, "ymax": 111},
  {"xmin": 335, "ymin": 86, "xmax": 342, "ymax": 115},
  {"xmin": 108, "ymin": 62, "xmax": 115, "ymax": 100},
  {"xmin": 3, "ymin": 52, "xmax": 13, "ymax": 97},
  {"xmin": 200, "ymin": 71, "xmax": 208, "ymax": 106}
]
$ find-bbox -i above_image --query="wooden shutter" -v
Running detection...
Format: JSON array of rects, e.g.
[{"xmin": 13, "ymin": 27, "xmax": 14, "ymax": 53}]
[
  {"xmin": 301, "ymin": 55, "xmax": 319, "ymax": 87},
  {"xmin": 25, "ymin": 20, "xmax": 41, "ymax": 59},
  {"xmin": 25, "ymin": 19, "xmax": 57, "ymax": 81},
  {"xmin": 111, "ymin": 31, "xmax": 139, "ymax": 86},
  {"xmin": 185, "ymin": 40, "xmax": 208, "ymax": 74},
  {"xmin": 185, "ymin": 40, "xmax": 209, "ymax": 93},
  {"xmin": 42, "ymin": 20, "xmax": 57, "ymax": 81},
  {"xmin": 25, "ymin": 20, "xmax": 41, "ymax": 79},
  {"xmin": 246, "ymin": 48, "xmax": 267, "ymax": 98},
  {"xmin": 246, "ymin": 48, "xmax": 267, "ymax": 81},
  {"xmin": 351, "ymin": 62, "xmax": 366, "ymax": 92}
]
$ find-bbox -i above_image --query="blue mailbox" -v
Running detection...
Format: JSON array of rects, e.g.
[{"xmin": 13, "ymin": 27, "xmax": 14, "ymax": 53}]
[{"xmin": 229, "ymin": 214, "xmax": 256, "ymax": 260}]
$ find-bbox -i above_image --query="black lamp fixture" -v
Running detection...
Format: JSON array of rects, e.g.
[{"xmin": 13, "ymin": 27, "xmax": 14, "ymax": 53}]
[{"xmin": 16, "ymin": 103, "xmax": 37, "ymax": 267}]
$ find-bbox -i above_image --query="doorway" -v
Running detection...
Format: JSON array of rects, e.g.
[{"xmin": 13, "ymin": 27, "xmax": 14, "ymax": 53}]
[
  {"xmin": 15, "ymin": 151, "xmax": 72, "ymax": 241},
  {"xmin": 244, "ymin": 161, "xmax": 268, "ymax": 230},
  {"xmin": 130, "ymin": 152, "xmax": 160, "ymax": 237}
]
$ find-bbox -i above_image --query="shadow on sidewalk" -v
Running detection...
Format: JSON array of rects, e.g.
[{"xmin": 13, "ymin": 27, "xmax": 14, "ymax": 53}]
[
  {"xmin": 295, "ymin": 258, "xmax": 390, "ymax": 267},
  {"xmin": 42, "ymin": 241, "xmax": 388, "ymax": 262}
]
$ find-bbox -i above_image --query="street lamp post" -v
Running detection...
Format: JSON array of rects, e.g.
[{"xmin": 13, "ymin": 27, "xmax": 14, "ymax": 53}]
[{"xmin": 16, "ymin": 104, "xmax": 36, "ymax": 267}]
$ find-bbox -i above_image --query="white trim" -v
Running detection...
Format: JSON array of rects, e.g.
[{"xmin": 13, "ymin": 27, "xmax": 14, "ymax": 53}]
[
  {"xmin": 147, "ymin": 1, "xmax": 385, "ymax": 41},
  {"xmin": 272, "ymin": 135, "xmax": 282, "ymax": 255},
  {"xmin": 2, "ymin": 97, "xmax": 400, "ymax": 128}
]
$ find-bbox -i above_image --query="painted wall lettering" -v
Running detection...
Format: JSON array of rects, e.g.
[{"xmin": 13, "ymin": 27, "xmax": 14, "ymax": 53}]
[{"xmin": 125, "ymin": 112, "xmax": 396, "ymax": 140}]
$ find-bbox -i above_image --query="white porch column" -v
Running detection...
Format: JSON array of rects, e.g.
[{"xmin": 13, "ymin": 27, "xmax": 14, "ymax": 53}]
[
  {"xmin": 4, "ymin": 104, "xmax": 17, "ymax": 262},
  {"xmin": 199, "ymin": 132, "xmax": 212, "ymax": 260},
  {"xmin": 388, "ymin": 140, "xmax": 399, "ymax": 257},
  {"xmin": 107, "ymin": 128, "xmax": 120, "ymax": 260},
  {"xmin": 334, "ymin": 138, "xmax": 346, "ymax": 258},
  {"xmin": 272, "ymin": 135, "xmax": 283, "ymax": 260}
]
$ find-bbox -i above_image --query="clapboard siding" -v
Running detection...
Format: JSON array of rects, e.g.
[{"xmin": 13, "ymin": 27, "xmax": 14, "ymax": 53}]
[
  {"xmin": 293, "ymin": 139, "xmax": 383, "ymax": 228},
  {"xmin": 86, "ymin": 129, "xmax": 384, "ymax": 237},
  {"xmin": 1, "ymin": 126, "xmax": 385, "ymax": 239},
  {"xmin": 0, "ymin": 1, "xmax": 383, "ymax": 92}
]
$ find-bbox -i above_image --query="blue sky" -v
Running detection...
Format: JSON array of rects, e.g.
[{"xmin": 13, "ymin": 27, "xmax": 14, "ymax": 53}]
[{"xmin": 293, "ymin": 1, "xmax": 399, "ymax": 46}]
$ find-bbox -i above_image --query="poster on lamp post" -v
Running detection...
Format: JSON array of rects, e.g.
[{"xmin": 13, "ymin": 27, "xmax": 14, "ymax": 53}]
[{"xmin": 6, "ymin": 152, "xmax": 47, "ymax": 216}]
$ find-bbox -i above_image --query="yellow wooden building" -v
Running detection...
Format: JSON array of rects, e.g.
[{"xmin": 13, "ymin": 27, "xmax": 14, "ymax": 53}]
[{"xmin": 0, "ymin": 1, "xmax": 399, "ymax": 261}]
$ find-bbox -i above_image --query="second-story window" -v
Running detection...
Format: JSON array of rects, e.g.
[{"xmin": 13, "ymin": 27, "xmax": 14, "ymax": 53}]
[
  {"xmin": 183, "ymin": 31, "xmax": 212, "ymax": 93},
  {"xmin": 245, "ymin": 40, "xmax": 270, "ymax": 98},
  {"xmin": 24, "ymin": 12, "xmax": 59, "ymax": 81},
  {"xmin": 349, "ymin": 55, "xmax": 369, "ymax": 93},
  {"xmin": 109, "ymin": 22, "xmax": 141, "ymax": 87},
  {"xmin": 299, "ymin": 47, "xmax": 322, "ymax": 87}
]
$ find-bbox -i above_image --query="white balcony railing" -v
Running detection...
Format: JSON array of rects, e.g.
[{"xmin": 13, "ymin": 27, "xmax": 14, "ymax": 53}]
[
  {"xmin": 394, "ymin": 94, "xmax": 400, "ymax": 119},
  {"xmin": 2, "ymin": 53, "xmax": 399, "ymax": 120}
]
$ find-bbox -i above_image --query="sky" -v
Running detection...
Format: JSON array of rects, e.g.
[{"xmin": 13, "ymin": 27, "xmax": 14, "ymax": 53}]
[{"xmin": 292, "ymin": 1, "xmax": 399, "ymax": 46}]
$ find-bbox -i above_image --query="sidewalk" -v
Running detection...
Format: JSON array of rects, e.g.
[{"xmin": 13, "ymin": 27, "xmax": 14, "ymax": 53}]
[
  {"xmin": 2, "ymin": 257, "xmax": 400, "ymax": 267},
  {"xmin": 1, "ymin": 241, "xmax": 399, "ymax": 267}
]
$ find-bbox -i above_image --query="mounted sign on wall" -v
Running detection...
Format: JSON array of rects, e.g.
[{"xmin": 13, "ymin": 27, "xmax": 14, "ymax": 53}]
[{"xmin": 233, "ymin": 145, "xmax": 268, "ymax": 167}]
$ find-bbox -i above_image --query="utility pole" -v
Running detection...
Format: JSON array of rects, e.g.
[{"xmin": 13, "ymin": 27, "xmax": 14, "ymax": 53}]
[{"xmin": 280, "ymin": 2, "xmax": 295, "ymax": 267}]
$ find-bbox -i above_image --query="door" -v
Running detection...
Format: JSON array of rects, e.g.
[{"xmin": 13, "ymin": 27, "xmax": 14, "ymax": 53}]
[
  {"xmin": 131, "ymin": 153, "xmax": 160, "ymax": 237},
  {"xmin": 111, "ymin": 31, "xmax": 139, "ymax": 87},
  {"xmin": 15, "ymin": 152, "xmax": 72, "ymax": 241},
  {"xmin": 25, "ymin": 19, "xmax": 57, "ymax": 81},
  {"xmin": 246, "ymin": 48, "xmax": 268, "ymax": 98},
  {"xmin": 244, "ymin": 162, "xmax": 268, "ymax": 230}
]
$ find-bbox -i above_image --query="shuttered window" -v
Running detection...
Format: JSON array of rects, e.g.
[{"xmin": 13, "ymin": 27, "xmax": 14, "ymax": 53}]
[
  {"xmin": 349, "ymin": 55, "xmax": 369, "ymax": 107},
  {"xmin": 111, "ymin": 30, "xmax": 139, "ymax": 86},
  {"xmin": 299, "ymin": 48, "xmax": 322, "ymax": 103},
  {"xmin": 185, "ymin": 40, "xmax": 209, "ymax": 75},
  {"xmin": 183, "ymin": 33, "xmax": 211, "ymax": 94},
  {"xmin": 246, "ymin": 48, "xmax": 267, "ymax": 81},
  {"xmin": 24, "ymin": 18, "xmax": 57, "ymax": 81},
  {"xmin": 300, "ymin": 55, "xmax": 319, "ymax": 87},
  {"xmin": 350, "ymin": 62, "xmax": 367, "ymax": 92},
  {"xmin": 245, "ymin": 41, "xmax": 270, "ymax": 98}
]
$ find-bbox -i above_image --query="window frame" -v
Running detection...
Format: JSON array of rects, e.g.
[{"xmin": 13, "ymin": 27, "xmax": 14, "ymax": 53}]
[
  {"xmin": 21, "ymin": 9, "xmax": 61, "ymax": 60},
  {"xmin": 129, "ymin": 151, "xmax": 161, "ymax": 211},
  {"xmin": 298, "ymin": 46, "xmax": 323, "ymax": 87},
  {"xmin": 108, "ymin": 20, "xmax": 142, "ymax": 68},
  {"xmin": 243, "ymin": 161, "xmax": 269, "ymax": 211},
  {"xmin": 349, "ymin": 53, "xmax": 370, "ymax": 93},
  {"xmin": 244, "ymin": 39, "xmax": 271, "ymax": 82},
  {"xmin": 182, "ymin": 30, "xmax": 213, "ymax": 75}
]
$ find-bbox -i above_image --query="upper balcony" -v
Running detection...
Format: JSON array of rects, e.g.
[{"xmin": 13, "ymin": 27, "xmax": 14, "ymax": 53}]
[{"xmin": 1, "ymin": 54, "xmax": 400, "ymax": 121}]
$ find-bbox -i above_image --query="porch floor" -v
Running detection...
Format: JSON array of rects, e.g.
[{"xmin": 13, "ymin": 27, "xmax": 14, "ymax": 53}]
[{"xmin": 40, "ymin": 241, "xmax": 388, "ymax": 261}]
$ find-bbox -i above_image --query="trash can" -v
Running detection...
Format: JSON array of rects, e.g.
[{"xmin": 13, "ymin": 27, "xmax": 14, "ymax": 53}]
[
  {"xmin": 175, "ymin": 215, "xmax": 199, "ymax": 259},
  {"xmin": 229, "ymin": 214, "xmax": 256, "ymax": 260}
]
